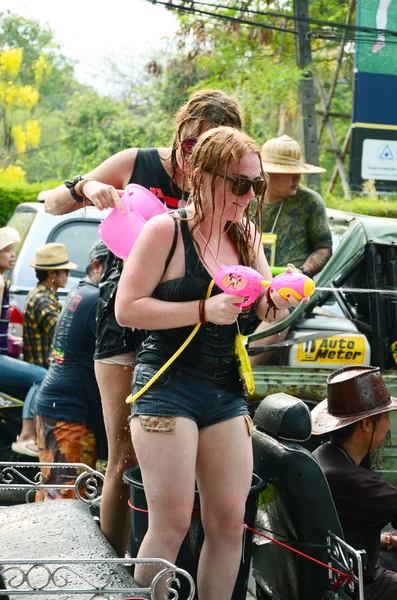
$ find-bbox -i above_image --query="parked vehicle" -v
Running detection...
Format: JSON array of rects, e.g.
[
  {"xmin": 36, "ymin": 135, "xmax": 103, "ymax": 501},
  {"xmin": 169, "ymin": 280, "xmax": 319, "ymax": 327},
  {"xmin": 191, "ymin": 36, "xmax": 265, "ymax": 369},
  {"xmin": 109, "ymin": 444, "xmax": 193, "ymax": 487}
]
[
  {"xmin": 5, "ymin": 194, "xmax": 105, "ymax": 336},
  {"xmin": 249, "ymin": 208, "xmax": 397, "ymax": 482}
]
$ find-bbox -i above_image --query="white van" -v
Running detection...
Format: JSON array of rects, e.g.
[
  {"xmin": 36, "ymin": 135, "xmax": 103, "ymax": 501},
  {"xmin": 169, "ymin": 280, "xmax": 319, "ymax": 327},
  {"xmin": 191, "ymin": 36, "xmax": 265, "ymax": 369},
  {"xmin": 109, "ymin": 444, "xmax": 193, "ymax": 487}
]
[{"xmin": 5, "ymin": 194, "xmax": 105, "ymax": 333}]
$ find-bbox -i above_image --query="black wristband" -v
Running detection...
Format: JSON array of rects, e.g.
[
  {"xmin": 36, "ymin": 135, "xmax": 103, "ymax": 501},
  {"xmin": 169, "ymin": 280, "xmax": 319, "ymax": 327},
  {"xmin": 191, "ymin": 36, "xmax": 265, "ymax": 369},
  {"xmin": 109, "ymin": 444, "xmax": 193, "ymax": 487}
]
[
  {"xmin": 300, "ymin": 268, "xmax": 311, "ymax": 277},
  {"xmin": 65, "ymin": 176, "xmax": 84, "ymax": 203}
]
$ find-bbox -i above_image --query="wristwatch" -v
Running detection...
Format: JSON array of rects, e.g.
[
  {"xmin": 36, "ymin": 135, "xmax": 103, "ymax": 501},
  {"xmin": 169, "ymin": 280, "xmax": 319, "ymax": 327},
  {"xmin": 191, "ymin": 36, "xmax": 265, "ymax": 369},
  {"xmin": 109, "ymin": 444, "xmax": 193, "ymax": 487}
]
[
  {"xmin": 300, "ymin": 268, "xmax": 311, "ymax": 277},
  {"xmin": 64, "ymin": 176, "xmax": 84, "ymax": 203}
]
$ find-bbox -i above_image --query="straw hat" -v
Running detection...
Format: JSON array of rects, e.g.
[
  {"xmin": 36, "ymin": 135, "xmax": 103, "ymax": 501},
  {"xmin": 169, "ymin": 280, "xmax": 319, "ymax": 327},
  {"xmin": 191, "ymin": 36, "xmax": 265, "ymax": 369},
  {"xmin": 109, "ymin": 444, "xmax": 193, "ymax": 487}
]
[
  {"xmin": 0, "ymin": 227, "xmax": 20, "ymax": 251},
  {"xmin": 311, "ymin": 366, "xmax": 397, "ymax": 435},
  {"xmin": 261, "ymin": 135, "xmax": 326, "ymax": 174},
  {"xmin": 29, "ymin": 243, "xmax": 77, "ymax": 270}
]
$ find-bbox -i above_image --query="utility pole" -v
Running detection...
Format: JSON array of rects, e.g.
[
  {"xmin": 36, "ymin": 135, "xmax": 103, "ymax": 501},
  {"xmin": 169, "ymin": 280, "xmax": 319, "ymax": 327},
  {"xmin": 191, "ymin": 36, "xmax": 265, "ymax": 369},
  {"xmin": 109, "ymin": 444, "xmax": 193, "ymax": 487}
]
[{"xmin": 293, "ymin": 0, "xmax": 321, "ymax": 191}]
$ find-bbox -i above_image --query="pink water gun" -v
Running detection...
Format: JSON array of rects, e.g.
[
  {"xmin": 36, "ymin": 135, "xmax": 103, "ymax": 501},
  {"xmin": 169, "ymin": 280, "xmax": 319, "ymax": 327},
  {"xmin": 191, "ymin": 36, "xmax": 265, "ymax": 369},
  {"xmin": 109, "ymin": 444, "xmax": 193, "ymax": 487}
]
[{"xmin": 214, "ymin": 265, "xmax": 315, "ymax": 309}]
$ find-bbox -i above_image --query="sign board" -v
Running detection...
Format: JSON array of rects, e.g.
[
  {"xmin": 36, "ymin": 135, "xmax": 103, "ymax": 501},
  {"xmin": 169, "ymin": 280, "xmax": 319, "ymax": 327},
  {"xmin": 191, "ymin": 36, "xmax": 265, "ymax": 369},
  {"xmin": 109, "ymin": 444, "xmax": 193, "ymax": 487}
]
[
  {"xmin": 349, "ymin": 0, "xmax": 397, "ymax": 191},
  {"xmin": 361, "ymin": 139, "xmax": 397, "ymax": 180}
]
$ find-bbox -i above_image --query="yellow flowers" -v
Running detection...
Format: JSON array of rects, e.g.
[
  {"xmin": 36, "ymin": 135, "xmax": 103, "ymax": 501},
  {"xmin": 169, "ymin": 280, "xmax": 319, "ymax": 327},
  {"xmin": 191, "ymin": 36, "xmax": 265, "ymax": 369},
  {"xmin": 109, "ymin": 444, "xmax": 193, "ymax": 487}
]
[
  {"xmin": 0, "ymin": 47, "xmax": 42, "ymax": 157},
  {"xmin": 25, "ymin": 120, "xmax": 41, "ymax": 147},
  {"xmin": 0, "ymin": 165, "xmax": 26, "ymax": 182},
  {"xmin": 11, "ymin": 121, "xmax": 41, "ymax": 154},
  {"xmin": 33, "ymin": 55, "xmax": 52, "ymax": 88},
  {"xmin": 0, "ymin": 48, "xmax": 23, "ymax": 79}
]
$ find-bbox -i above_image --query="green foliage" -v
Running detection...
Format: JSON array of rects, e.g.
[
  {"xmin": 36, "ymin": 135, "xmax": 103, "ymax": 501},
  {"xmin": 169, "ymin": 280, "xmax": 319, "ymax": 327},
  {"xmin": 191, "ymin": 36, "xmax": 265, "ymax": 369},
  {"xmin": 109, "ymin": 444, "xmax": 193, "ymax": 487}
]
[
  {"xmin": 170, "ymin": 0, "xmax": 354, "ymax": 184},
  {"xmin": 0, "ymin": 11, "xmax": 82, "ymax": 177},
  {"xmin": 0, "ymin": 11, "xmax": 76, "ymax": 106},
  {"xmin": 0, "ymin": 178, "xmax": 61, "ymax": 225},
  {"xmin": 325, "ymin": 195, "xmax": 397, "ymax": 218},
  {"xmin": 60, "ymin": 88, "xmax": 175, "ymax": 175}
]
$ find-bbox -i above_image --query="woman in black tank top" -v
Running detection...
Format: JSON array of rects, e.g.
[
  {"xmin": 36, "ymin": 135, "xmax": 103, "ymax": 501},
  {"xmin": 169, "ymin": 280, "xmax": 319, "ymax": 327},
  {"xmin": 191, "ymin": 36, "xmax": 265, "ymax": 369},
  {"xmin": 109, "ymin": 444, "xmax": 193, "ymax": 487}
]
[
  {"xmin": 116, "ymin": 127, "xmax": 303, "ymax": 598},
  {"xmin": 44, "ymin": 90, "xmax": 244, "ymax": 558}
]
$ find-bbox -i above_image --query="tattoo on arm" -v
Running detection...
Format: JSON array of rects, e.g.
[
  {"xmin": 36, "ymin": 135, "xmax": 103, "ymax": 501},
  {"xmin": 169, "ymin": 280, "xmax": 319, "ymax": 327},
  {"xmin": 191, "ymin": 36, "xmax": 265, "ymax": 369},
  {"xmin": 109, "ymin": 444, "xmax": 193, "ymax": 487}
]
[{"xmin": 300, "ymin": 247, "xmax": 332, "ymax": 276}]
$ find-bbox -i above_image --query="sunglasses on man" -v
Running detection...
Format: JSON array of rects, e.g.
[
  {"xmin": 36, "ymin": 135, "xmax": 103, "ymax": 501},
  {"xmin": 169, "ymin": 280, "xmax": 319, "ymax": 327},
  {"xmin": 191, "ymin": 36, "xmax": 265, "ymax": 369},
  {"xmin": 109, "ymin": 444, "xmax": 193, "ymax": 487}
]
[{"xmin": 206, "ymin": 170, "xmax": 266, "ymax": 197}]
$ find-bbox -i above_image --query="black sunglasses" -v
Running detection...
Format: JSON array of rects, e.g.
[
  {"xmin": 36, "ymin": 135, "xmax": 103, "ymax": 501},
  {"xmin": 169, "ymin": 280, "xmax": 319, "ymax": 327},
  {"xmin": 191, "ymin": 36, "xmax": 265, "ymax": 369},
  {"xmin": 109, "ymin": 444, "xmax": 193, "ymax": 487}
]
[
  {"xmin": 181, "ymin": 137, "xmax": 198, "ymax": 156},
  {"xmin": 206, "ymin": 170, "xmax": 266, "ymax": 197}
]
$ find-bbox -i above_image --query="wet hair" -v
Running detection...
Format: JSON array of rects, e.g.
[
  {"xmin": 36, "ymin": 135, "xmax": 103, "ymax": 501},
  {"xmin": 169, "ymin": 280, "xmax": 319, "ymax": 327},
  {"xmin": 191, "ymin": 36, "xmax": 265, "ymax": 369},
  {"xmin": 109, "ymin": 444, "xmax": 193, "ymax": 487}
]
[
  {"xmin": 170, "ymin": 90, "xmax": 243, "ymax": 190},
  {"xmin": 330, "ymin": 413, "xmax": 382, "ymax": 442},
  {"xmin": 188, "ymin": 126, "xmax": 265, "ymax": 267}
]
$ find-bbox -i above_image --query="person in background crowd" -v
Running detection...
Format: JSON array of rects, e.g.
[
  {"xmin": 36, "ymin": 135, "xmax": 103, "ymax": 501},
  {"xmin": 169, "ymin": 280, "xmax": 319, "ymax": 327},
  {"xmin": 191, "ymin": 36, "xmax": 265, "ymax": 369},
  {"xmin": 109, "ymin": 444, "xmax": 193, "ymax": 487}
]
[
  {"xmin": 0, "ymin": 227, "xmax": 47, "ymax": 457},
  {"xmin": 259, "ymin": 134, "xmax": 331, "ymax": 275},
  {"xmin": 23, "ymin": 242, "xmax": 76, "ymax": 368},
  {"xmin": 44, "ymin": 89, "xmax": 245, "ymax": 557},
  {"xmin": 249, "ymin": 134, "xmax": 332, "ymax": 365},
  {"xmin": 115, "ymin": 126, "xmax": 306, "ymax": 599},
  {"xmin": 14, "ymin": 243, "xmax": 76, "ymax": 456},
  {"xmin": 35, "ymin": 240, "xmax": 107, "ymax": 501},
  {"xmin": 313, "ymin": 366, "xmax": 397, "ymax": 600}
]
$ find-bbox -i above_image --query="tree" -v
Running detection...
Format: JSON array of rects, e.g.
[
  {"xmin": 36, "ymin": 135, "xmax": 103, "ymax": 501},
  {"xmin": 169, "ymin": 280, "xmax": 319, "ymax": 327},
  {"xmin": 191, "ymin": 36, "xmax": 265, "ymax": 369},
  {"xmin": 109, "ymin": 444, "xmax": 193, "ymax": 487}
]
[
  {"xmin": 0, "ymin": 12, "xmax": 84, "ymax": 181},
  {"xmin": 157, "ymin": 0, "xmax": 354, "ymax": 186}
]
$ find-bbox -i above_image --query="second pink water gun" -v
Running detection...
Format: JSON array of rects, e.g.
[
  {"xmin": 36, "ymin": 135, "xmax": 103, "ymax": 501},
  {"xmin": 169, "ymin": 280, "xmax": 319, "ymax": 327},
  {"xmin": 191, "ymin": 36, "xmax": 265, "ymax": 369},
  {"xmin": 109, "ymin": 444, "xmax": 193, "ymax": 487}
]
[{"xmin": 214, "ymin": 265, "xmax": 315, "ymax": 309}]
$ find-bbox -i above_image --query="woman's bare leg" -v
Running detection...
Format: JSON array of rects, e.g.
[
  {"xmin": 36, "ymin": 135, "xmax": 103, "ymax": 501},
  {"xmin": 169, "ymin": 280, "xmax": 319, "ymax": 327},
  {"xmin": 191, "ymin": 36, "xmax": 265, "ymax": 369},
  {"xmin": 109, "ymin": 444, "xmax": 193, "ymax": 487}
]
[
  {"xmin": 130, "ymin": 416, "xmax": 198, "ymax": 597},
  {"xmin": 196, "ymin": 416, "xmax": 253, "ymax": 600},
  {"xmin": 95, "ymin": 362, "xmax": 137, "ymax": 556}
]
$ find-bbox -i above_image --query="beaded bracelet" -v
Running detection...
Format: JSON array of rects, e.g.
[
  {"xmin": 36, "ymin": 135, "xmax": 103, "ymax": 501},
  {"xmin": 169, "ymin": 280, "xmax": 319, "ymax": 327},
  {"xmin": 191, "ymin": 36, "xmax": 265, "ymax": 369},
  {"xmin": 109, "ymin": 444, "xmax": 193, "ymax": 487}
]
[
  {"xmin": 199, "ymin": 299, "xmax": 208, "ymax": 325},
  {"xmin": 264, "ymin": 287, "xmax": 279, "ymax": 319},
  {"xmin": 384, "ymin": 531, "xmax": 393, "ymax": 551},
  {"xmin": 78, "ymin": 177, "xmax": 96, "ymax": 199}
]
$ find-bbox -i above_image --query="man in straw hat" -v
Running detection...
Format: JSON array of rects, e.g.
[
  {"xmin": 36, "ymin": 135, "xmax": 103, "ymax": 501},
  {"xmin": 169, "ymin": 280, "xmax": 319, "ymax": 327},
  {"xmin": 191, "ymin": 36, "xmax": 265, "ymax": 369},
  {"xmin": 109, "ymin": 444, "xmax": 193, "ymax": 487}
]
[
  {"xmin": 23, "ymin": 242, "xmax": 77, "ymax": 369},
  {"xmin": 12, "ymin": 243, "xmax": 77, "ymax": 457},
  {"xmin": 260, "ymin": 134, "xmax": 332, "ymax": 276},
  {"xmin": 312, "ymin": 366, "xmax": 397, "ymax": 599},
  {"xmin": 249, "ymin": 134, "xmax": 332, "ymax": 365}
]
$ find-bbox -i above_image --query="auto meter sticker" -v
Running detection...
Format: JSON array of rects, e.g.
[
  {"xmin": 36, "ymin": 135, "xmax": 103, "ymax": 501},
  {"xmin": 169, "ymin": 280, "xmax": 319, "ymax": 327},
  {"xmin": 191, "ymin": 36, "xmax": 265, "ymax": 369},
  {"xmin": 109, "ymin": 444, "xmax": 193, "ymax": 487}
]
[{"xmin": 297, "ymin": 335, "xmax": 366, "ymax": 364}]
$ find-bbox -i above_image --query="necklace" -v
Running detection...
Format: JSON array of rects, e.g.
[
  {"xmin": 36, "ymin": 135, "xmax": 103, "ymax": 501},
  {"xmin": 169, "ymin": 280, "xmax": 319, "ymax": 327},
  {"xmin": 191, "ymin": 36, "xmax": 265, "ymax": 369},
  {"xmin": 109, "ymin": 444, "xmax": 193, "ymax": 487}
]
[
  {"xmin": 196, "ymin": 229, "xmax": 221, "ymax": 269},
  {"xmin": 264, "ymin": 199, "xmax": 284, "ymax": 234}
]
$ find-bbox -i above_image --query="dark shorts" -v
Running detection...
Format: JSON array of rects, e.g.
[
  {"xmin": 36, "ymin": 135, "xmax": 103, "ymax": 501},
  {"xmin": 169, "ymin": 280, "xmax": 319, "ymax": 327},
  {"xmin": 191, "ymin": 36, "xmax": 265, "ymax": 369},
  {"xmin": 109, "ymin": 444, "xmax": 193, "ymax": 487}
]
[{"xmin": 130, "ymin": 363, "xmax": 249, "ymax": 430}]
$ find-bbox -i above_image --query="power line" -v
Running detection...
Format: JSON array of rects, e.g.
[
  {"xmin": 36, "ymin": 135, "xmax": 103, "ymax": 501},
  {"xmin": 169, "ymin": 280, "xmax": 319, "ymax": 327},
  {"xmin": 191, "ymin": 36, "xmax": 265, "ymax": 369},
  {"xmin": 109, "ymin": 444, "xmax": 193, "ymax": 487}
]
[
  {"xmin": 145, "ymin": 0, "xmax": 397, "ymax": 44},
  {"xmin": 189, "ymin": 0, "xmax": 397, "ymax": 39}
]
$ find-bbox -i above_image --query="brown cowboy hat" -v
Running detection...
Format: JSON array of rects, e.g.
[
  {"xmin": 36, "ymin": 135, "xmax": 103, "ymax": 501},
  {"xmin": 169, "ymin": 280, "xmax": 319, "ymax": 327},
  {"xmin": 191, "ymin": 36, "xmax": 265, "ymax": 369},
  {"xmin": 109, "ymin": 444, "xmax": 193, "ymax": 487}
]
[
  {"xmin": 311, "ymin": 366, "xmax": 397, "ymax": 435},
  {"xmin": 29, "ymin": 243, "xmax": 77, "ymax": 270},
  {"xmin": 261, "ymin": 135, "xmax": 326, "ymax": 174}
]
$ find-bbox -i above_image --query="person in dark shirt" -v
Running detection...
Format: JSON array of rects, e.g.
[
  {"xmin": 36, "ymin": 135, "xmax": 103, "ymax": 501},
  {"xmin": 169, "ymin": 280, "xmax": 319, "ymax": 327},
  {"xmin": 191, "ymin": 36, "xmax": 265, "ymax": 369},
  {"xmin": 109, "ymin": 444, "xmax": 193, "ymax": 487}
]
[
  {"xmin": 312, "ymin": 366, "xmax": 397, "ymax": 600},
  {"xmin": 34, "ymin": 240, "xmax": 107, "ymax": 500}
]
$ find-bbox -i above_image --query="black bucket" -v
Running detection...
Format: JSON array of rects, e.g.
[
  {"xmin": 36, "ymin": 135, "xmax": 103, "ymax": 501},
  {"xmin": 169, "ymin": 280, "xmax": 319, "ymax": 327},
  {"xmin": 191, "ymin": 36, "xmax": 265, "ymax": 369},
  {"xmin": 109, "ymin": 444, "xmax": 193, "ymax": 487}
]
[{"xmin": 123, "ymin": 466, "xmax": 265, "ymax": 600}]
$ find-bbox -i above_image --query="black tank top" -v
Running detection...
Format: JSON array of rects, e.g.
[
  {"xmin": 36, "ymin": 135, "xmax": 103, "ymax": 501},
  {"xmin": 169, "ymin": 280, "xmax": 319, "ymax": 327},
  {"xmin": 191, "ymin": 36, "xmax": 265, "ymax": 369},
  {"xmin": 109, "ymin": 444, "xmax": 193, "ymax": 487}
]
[
  {"xmin": 94, "ymin": 149, "xmax": 187, "ymax": 360},
  {"xmin": 136, "ymin": 209, "xmax": 254, "ymax": 395},
  {"xmin": 130, "ymin": 148, "xmax": 188, "ymax": 208}
]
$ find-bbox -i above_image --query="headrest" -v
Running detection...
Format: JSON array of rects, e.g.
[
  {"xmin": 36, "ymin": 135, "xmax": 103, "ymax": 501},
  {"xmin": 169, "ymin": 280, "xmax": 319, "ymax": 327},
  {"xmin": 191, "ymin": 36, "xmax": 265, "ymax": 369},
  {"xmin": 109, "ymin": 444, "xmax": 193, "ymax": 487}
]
[{"xmin": 254, "ymin": 392, "xmax": 311, "ymax": 441}]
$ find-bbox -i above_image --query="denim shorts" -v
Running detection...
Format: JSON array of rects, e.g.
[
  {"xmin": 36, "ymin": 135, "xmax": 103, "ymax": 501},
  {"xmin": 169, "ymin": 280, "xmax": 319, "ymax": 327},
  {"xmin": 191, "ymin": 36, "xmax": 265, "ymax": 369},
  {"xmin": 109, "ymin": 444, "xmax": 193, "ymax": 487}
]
[{"xmin": 130, "ymin": 363, "xmax": 249, "ymax": 430}]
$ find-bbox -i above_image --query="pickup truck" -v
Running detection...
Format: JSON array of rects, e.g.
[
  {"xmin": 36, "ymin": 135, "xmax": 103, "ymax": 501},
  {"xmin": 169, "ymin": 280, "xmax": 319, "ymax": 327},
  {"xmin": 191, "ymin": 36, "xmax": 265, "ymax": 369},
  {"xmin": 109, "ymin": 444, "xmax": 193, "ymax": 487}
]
[{"xmin": 248, "ymin": 208, "xmax": 397, "ymax": 483}]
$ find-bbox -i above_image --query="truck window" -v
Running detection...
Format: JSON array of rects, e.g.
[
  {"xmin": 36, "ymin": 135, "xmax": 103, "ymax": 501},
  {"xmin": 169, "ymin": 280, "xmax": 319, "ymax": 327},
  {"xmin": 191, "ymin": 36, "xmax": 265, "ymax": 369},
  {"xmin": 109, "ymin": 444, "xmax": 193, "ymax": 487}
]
[
  {"xmin": 47, "ymin": 220, "xmax": 101, "ymax": 277},
  {"xmin": 7, "ymin": 209, "xmax": 37, "ymax": 260}
]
